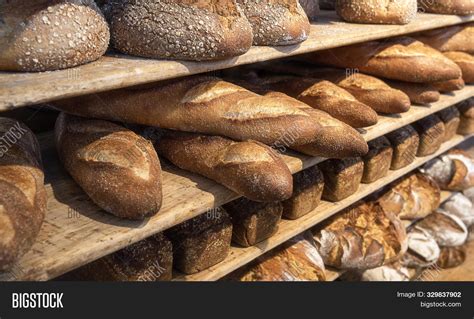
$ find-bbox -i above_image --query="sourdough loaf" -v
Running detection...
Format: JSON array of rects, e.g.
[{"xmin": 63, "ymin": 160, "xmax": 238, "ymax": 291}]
[
  {"xmin": 415, "ymin": 210, "xmax": 468, "ymax": 247},
  {"xmin": 362, "ymin": 136, "xmax": 393, "ymax": 183},
  {"xmin": 0, "ymin": 0, "xmax": 109, "ymax": 71},
  {"xmin": 457, "ymin": 98, "xmax": 474, "ymax": 135},
  {"xmin": 99, "ymin": 0, "xmax": 253, "ymax": 60},
  {"xmin": 152, "ymin": 129, "xmax": 293, "ymax": 202},
  {"xmin": 304, "ymin": 37, "xmax": 462, "ymax": 83},
  {"xmin": 166, "ymin": 209, "xmax": 232, "ymax": 274},
  {"xmin": 224, "ymin": 198, "xmax": 282, "ymax": 247},
  {"xmin": 237, "ymin": 0, "xmax": 310, "ymax": 46},
  {"xmin": 413, "ymin": 115, "xmax": 446, "ymax": 156},
  {"xmin": 386, "ymin": 125, "xmax": 420, "ymax": 170},
  {"xmin": 444, "ymin": 51, "xmax": 474, "ymax": 84},
  {"xmin": 441, "ymin": 193, "xmax": 474, "ymax": 227},
  {"xmin": 320, "ymin": 157, "xmax": 364, "ymax": 202},
  {"xmin": 418, "ymin": 0, "xmax": 474, "ymax": 15},
  {"xmin": 336, "ymin": 0, "xmax": 417, "ymax": 25},
  {"xmin": 437, "ymin": 246, "xmax": 466, "ymax": 269},
  {"xmin": 54, "ymin": 76, "xmax": 321, "ymax": 147},
  {"xmin": 387, "ymin": 81, "xmax": 440, "ymax": 105},
  {"xmin": 438, "ymin": 106, "xmax": 461, "ymax": 142},
  {"xmin": 0, "ymin": 118, "xmax": 46, "ymax": 271},
  {"xmin": 402, "ymin": 226, "xmax": 440, "ymax": 268},
  {"xmin": 282, "ymin": 165, "xmax": 324, "ymax": 219},
  {"xmin": 414, "ymin": 23, "xmax": 474, "ymax": 54},
  {"xmin": 55, "ymin": 113, "xmax": 163, "ymax": 219},
  {"xmin": 344, "ymin": 262, "xmax": 411, "ymax": 281}
]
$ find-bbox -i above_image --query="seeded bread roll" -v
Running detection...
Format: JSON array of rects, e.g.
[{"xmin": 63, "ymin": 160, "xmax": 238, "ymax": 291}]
[
  {"xmin": 416, "ymin": 210, "xmax": 468, "ymax": 247},
  {"xmin": 444, "ymin": 51, "xmax": 474, "ymax": 83},
  {"xmin": 336, "ymin": 0, "xmax": 417, "ymax": 25},
  {"xmin": 166, "ymin": 209, "xmax": 232, "ymax": 274},
  {"xmin": 304, "ymin": 37, "xmax": 462, "ymax": 83},
  {"xmin": 299, "ymin": 0, "xmax": 320, "ymax": 20},
  {"xmin": 282, "ymin": 165, "xmax": 324, "ymax": 219},
  {"xmin": 55, "ymin": 113, "xmax": 163, "ymax": 219},
  {"xmin": 362, "ymin": 136, "xmax": 393, "ymax": 183},
  {"xmin": 54, "ymin": 76, "xmax": 321, "ymax": 147},
  {"xmin": 320, "ymin": 157, "xmax": 364, "ymax": 202},
  {"xmin": 437, "ymin": 245, "xmax": 466, "ymax": 269},
  {"xmin": 99, "ymin": 0, "xmax": 253, "ymax": 61},
  {"xmin": 224, "ymin": 198, "xmax": 282, "ymax": 247},
  {"xmin": 418, "ymin": 0, "xmax": 474, "ymax": 15},
  {"xmin": 152, "ymin": 129, "xmax": 293, "ymax": 202},
  {"xmin": 387, "ymin": 81, "xmax": 440, "ymax": 105},
  {"xmin": 432, "ymin": 77, "xmax": 465, "ymax": 93},
  {"xmin": 386, "ymin": 125, "xmax": 420, "ymax": 170},
  {"xmin": 414, "ymin": 23, "xmax": 474, "ymax": 54},
  {"xmin": 0, "ymin": 0, "xmax": 109, "ymax": 72},
  {"xmin": 237, "ymin": 0, "xmax": 310, "ymax": 46},
  {"xmin": 413, "ymin": 115, "xmax": 446, "ymax": 157},
  {"xmin": 401, "ymin": 226, "xmax": 440, "ymax": 268},
  {"xmin": 0, "ymin": 118, "xmax": 46, "ymax": 271},
  {"xmin": 438, "ymin": 107, "xmax": 461, "ymax": 142},
  {"xmin": 457, "ymin": 98, "xmax": 474, "ymax": 135},
  {"xmin": 313, "ymin": 201, "xmax": 407, "ymax": 270},
  {"xmin": 63, "ymin": 233, "xmax": 173, "ymax": 281}
]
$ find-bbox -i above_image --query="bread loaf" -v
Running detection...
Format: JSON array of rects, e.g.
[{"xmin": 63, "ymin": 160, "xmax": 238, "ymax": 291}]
[
  {"xmin": 63, "ymin": 233, "xmax": 173, "ymax": 281},
  {"xmin": 336, "ymin": 0, "xmax": 417, "ymax": 25},
  {"xmin": 444, "ymin": 51, "xmax": 474, "ymax": 83},
  {"xmin": 414, "ymin": 23, "xmax": 474, "ymax": 54},
  {"xmin": 320, "ymin": 157, "xmax": 364, "ymax": 202},
  {"xmin": 413, "ymin": 115, "xmax": 446, "ymax": 156},
  {"xmin": 386, "ymin": 125, "xmax": 420, "ymax": 170},
  {"xmin": 0, "ymin": 118, "xmax": 46, "ymax": 271},
  {"xmin": 99, "ymin": 0, "xmax": 253, "ymax": 61},
  {"xmin": 418, "ymin": 0, "xmax": 474, "ymax": 15},
  {"xmin": 432, "ymin": 77, "xmax": 465, "ymax": 93},
  {"xmin": 362, "ymin": 136, "xmax": 393, "ymax": 183},
  {"xmin": 378, "ymin": 173, "xmax": 440, "ymax": 220},
  {"xmin": 437, "ymin": 246, "xmax": 466, "ymax": 269},
  {"xmin": 457, "ymin": 98, "xmax": 474, "ymax": 135},
  {"xmin": 387, "ymin": 81, "xmax": 440, "ymax": 105},
  {"xmin": 54, "ymin": 76, "xmax": 321, "ymax": 147},
  {"xmin": 345, "ymin": 262, "xmax": 411, "ymax": 281},
  {"xmin": 224, "ymin": 198, "xmax": 282, "ymax": 247},
  {"xmin": 152, "ymin": 129, "xmax": 293, "ymax": 202},
  {"xmin": 228, "ymin": 232, "xmax": 326, "ymax": 281},
  {"xmin": 441, "ymin": 193, "xmax": 474, "ymax": 227},
  {"xmin": 166, "ymin": 209, "xmax": 232, "ymax": 274},
  {"xmin": 55, "ymin": 113, "xmax": 162, "ymax": 219},
  {"xmin": 303, "ymin": 37, "xmax": 462, "ymax": 83},
  {"xmin": 313, "ymin": 201, "xmax": 407, "ymax": 270},
  {"xmin": 415, "ymin": 210, "xmax": 468, "ymax": 247},
  {"xmin": 282, "ymin": 165, "xmax": 324, "ymax": 219},
  {"xmin": 463, "ymin": 186, "xmax": 474, "ymax": 203},
  {"xmin": 237, "ymin": 0, "xmax": 310, "ymax": 46},
  {"xmin": 402, "ymin": 226, "xmax": 440, "ymax": 268},
  {"xmin": 0, "ymin": 0, "xmax": 109, "ymax": 71},
  {"xmin": 438, "ymin": 107, "xmax": 461, "ymax": 142},
  {"xmin": 299, "ymin": 0, "xmax": 320, "ymax": 20}
]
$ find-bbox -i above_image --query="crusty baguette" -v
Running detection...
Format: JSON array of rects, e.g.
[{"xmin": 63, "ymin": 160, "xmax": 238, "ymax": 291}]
[
  {"xmin": 414, "ymin": 23, "xmax": 474, "ymax": 54},
  {"xmin": 55, "ymin": 113, "xmax": 163, "ymax": 219},
  {"xmin": 99, "ymin": 0, "xmax": 253, "ymax": 61},
  {"xmin": 336, "ymin": 0, "xmax": 417, "ymax": 25},
  {"xmin": 432, "ymin": 77, "xmax": 465, "ymax": 93},
  {"xmin": 53, "ymin": 76, "xmax": 321, "ymax": 147},
  {"xmin": 444, "ymin": 51, "xmax": 474, "ymax": 84},
  {"xmin": 237, "ymin": 0, "xmax": 310, "ymax": 46},
  {"xmin": 418, "ymin": 0, "xmax": 474, "ymax": 15},
  {"xmin": 0, "ymin": 0, "xmax": 109, "ymax": 72},
  {"xmin": 0, "ymin": 118, "xmax": 46, "ymax": 271},
  {"xmin": 262, "ymin": 92, "xmax": 369, "ymax": 158},
  {"xmin": 152, "ymin": 130, "xmax": 293, "ymax": 202},
  {"xmin": 386, "ymin": 81, "xmax": 440, "ymax": 105},
  {"xmin": 303, "ymin": 37, "xmax": 462, "ymax": 83}
]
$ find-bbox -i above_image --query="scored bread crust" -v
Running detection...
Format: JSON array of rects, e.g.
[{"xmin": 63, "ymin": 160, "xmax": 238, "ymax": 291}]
[
  {"xmin": 418, "ymin": 0, "xmax": 474, "ymax": 15},
  {"xmin": 55, "ymin": 113, "xmax": 163, "ymax": 219},
  {"xmin": 413, "ymin": 114, "xmax": 446, "ymax": 156},
  {"xmin": 0, "ymin": 0, "xmax": 109, "ymax": 71},
  {"xmin": 438, "ymin": 106, "xmax": 461, "ymax": 142},
  {"xmin": 336, "ymin": 0, "xmax": 417, "ymax": 25},
  {"xmin": 99, "ymin": 0, "xmax": 253, "ymax": 60},
  {"xmin": 414, "ymin": 23, "xmax": 474, "ymax": 54}
]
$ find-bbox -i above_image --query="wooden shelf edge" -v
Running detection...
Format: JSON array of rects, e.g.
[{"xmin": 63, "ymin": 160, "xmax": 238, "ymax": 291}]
[
  {"xmin": 1, "ymin": 12, "xmax": 473, "ymax": 110},
  {"xmin": 175, "ymin": 134, "xmax": 474, "ymax": 281}
]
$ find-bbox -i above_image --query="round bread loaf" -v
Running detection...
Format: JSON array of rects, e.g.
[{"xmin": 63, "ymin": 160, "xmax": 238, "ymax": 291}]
[
  {"xmin": 416, "ymin": 210, "xmax": 468, "ymax": 247},
  {"xmin": 0, "ymin": 0, "xmax": 109, "ymax": 72},
  {"xmin": 418, "ymin": 0, "xmax": 474, "ymax": 15},
  {"xmin": 100, "ymin": 0, "xmax": 253, "ymax": 61},
  {"xmin": 402, "ymin": 226, "xmax": 440, "ymax": 268},
  {"xmin": 336, "ymin": 0, "xmax": 417, "ymax": 25},
  {"xmin": 441, "ymin": 193, "xmax": 474, "ymax": 227}
]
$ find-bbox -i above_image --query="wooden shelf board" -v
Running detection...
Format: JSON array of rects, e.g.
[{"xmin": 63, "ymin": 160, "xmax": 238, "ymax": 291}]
[
  {"xmin": 0, "ymin": 87, "xmax": 472, "ymax": 282},
  {"xmin": 1, "ymin": 11, "xmax": 473, "ymax": 110},
  {"xmin": 176, "ymin": 135, "xmax": 474, "ymax": 281}
]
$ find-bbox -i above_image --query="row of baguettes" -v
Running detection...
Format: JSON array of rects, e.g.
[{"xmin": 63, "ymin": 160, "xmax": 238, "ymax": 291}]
[{"xmin": 56, "ymin": 109, "xmax": 474, "ymax": 280}]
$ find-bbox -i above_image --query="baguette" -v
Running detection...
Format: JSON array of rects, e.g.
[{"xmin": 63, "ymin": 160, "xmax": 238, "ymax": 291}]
[
  {"xmin": 418, "ymin": 0, "xmax": 474, "ymax": 15},
  {"xmin": 55, "ymin": 113, "xmax": 163, "ymax": 219},
  {"xmin": 432, "ymin": 77, "xmax": 465, "ymax": 93},
  {"xmin": 0, "ymin": 118, "xmax": 46, "ymax": 271},
  {"xmin": 303, "ymin": 37, "xmax": 462, "ymax": 83},
  {"xmin": 386, "ymin": 81, "xmax": 440, "ymax": 105},
  {"xmin": 336, "ymin": 0, "xmax": 417, "ymax": 25},
  {"xmin": 152, "ymin": 129, "xmax": 293, "ymax": 202},
  {"xmin": 54, "ymin": 76, "xmax": 321, "ymax": 147},
  {"xmin": 414, "ymin": 23, "xmax": 474, "ymax": 54},
  {"xmin": 444, "ymin": 51, "xmax": 474, "ymax": 84}
]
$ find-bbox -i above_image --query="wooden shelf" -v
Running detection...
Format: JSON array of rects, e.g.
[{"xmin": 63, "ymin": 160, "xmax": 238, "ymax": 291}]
[
  {"xmin": 1, "ymin": 11, "xmax": 473, "ymax": 110},
  {"xmin": 176, "ymin": 134, "xmax": 473, "ymax": 281},
  {"xmin": 0, "ymin": 87, "xmax": 472, "ymax": 282}
]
